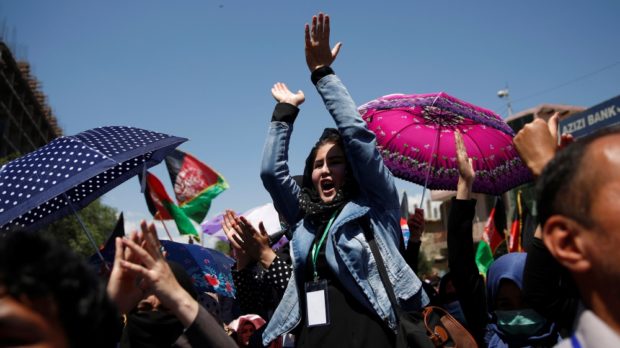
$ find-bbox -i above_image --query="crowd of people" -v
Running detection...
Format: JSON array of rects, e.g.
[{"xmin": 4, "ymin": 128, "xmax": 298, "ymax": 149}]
[{"xmin": 1, "ymin": 12, "xmax": 619, "ymax": 348}]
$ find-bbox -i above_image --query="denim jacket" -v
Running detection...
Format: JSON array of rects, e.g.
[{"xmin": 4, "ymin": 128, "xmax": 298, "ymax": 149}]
[{"xmin": 260, "ymin": 73, "xmax": 428, "ymax": 345}]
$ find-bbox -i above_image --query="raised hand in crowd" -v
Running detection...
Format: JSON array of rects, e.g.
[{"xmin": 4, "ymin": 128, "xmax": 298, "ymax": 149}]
[
  {"xmin": 107, "ymin": 222, "xmax": 147, "ymax": 314},
  {"xmin": 407, "ymin": 208, "xmax": 425, "ymax": 245},
  {"xmin": 222, "ymin": 210, "xmax": 277, "ymax": 270},
  {"xmin": 304, "ymin": 12, "xmax": 342, "ymax": 72},
  {"xmin": 404, "ymin": 207, "xmax": 425, "ymax": 273},
  {"xmin": 271, "ymin": 82, "xmax": 305, "ymax": 107},
  {"xmin": 513, "ymin": 112, "xmax": 574, "ymax": 177},
  {"xmin": 455, "ymin": 130, "xmax": 474, "ymax": 200},
  {"xmin": 111, "ymin": 220, "xmax": 199, "ymax": 327},
  {"xmin": 108, "ymin": 220, "xmax": 237, "ymax": 347}
]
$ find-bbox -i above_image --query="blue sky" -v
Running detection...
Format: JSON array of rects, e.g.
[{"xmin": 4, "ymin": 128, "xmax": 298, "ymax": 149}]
[{"xmin": 3, "ymin": 1, "xmax": 619, "ymax": 240}]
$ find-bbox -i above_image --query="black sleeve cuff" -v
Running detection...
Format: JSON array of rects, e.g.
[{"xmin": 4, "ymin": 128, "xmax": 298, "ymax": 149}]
[
  {"xmin": 311, "ymin": 66, "xmax": 335, "ymax": 85},
  {"xmin": 449, "ymin": 197, "xmax": 477, "ymax": 221},
  {"xmin": 271, "ymin": 103, "xmax": 300, "ymax": 123}
]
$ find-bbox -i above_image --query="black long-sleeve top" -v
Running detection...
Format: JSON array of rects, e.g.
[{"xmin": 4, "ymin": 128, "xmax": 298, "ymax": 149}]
[
  {"xmin": 232, "ymin": 255, "xmax": 292, "ymax": 319},
  {"xmin": 405, "ymin": 240, "xmax": 421, "ymax": 274},
  {"xmin": 447, "ymin": 198, "xmax": 488, "ymax": 345}
]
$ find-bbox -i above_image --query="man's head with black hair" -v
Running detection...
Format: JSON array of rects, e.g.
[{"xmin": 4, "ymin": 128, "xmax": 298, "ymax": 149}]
[
  {"xmin": 537, "ymin": 125, "xmax": 620, "ymax": 333},
  {"xmin": 0, "ymin": 231, "xmax": 119, "ymax": 348},
  {"xmin": 535, "ymin": 127, "xmax": 620, "ymax": 228}
]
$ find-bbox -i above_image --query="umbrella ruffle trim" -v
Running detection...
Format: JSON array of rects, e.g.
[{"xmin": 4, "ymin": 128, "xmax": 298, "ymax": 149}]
[{"xmin": 380, "ymin": 148, "xmax": 533, "ymax": 194}]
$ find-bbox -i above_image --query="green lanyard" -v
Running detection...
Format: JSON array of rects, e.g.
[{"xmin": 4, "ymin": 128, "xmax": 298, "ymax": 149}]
[{"xmin": 311, "ymin": 210, "xmax": 340, "ymax": 281}]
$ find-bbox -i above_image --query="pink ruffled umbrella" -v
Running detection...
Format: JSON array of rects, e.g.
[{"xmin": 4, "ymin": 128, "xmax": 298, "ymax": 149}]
[{"xmin": 358, "ymin": 92, "xmax": 532, "ymax": 199}]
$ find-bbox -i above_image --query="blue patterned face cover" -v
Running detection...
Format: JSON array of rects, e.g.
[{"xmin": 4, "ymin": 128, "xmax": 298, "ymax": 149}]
[{"xmin": 495, "ymin": 309, "xmax": 547, "ymax": 337}]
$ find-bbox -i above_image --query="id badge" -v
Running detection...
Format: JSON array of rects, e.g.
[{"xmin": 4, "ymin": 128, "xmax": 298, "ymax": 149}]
[{"xmin": 304, "ymin": 279, "xmax": 330, "ymax": 327}]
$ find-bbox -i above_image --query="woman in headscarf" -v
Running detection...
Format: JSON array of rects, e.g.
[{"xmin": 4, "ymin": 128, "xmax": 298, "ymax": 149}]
[
  {"xmin": 109, "ymin": 221, "xmax": 237, "ymax": 348},
  {"xmin": 485, "ymin": 253, "xmax": 559, "ymax": 347},
  {"xmin": 447, "ymin": 131, "xmax": 559, "ymax": 347},
  {"xmin": 228, "ymin": 314, "xmax": 267, "ymax": 348},
  {"xmin": 258, "ymin": 12, "xmax": 428, "ymax": 347}
]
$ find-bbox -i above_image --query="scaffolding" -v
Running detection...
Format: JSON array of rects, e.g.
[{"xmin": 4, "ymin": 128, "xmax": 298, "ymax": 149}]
[{"xmin": 0, "ymin": 38, "xmax": 62, "ymax": 158}]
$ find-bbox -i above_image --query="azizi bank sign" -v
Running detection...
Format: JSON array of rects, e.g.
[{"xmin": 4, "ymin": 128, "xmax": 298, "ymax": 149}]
[{"xmin": 560, "ymin": 95, "xmax": 620, "ymax": 138}]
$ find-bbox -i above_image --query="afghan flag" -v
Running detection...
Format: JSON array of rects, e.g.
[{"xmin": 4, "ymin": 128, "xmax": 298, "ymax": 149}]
[
  {"xmin": 165, "ymin": 150, "xmax": 229, "ymax": 223},
  {"xmin": 509, "ymin": 191, "xmax": 524, "ymax": 253},
  {"xmin": 143, "ymin": 171, "xmax": 198, "ymax": 237},
  {"xmin": 475, "ymin": 241, "xmax": 494, "ymax": 277},
  {"xmin": 509, "ymin": 190, "xmax": 538, "ymax": 252},
  {"xmin": 475, "ymin": 196, "xmax": 507, "ymax": 275}
]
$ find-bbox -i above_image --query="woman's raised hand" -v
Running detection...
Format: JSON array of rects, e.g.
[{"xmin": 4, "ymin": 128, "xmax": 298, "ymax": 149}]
[
  {"xmin": 271, "ymin": 82, "xmax": 305, "ymax": 107},
  {"xmin": 407, "ymin": 208, "xmax": 425, "ymax": 244},
  {"xmin": 107, "ymin": 223, "xmax": 147, "ymax": 314},
  {"xmin": 222, "ymin": 210, "xmax": 276, "ymax": 269},
  {"xmin": 455, "ymin": 131, "xmax": 474, "ymax": 200},
  {"xmin": 305, "ymin": 12, "xmax": 342, "ymax": 72}
]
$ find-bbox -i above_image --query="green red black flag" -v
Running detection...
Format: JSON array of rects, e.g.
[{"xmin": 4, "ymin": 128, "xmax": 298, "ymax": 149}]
[
  {"xmin": 142, "ymin": 171, "xmax": 198, "ymax": 236},
  {"xmin": 165, "ymin": 150, "xmax": 229, "ymax": 223},
  {"xmin": 476, "ymin": 196, "xmax": 507, "ymax": 276}
]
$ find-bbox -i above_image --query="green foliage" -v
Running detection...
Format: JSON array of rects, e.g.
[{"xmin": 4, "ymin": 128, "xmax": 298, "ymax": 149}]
[
  {"xmin": 38, "ymin": 199, "xmax": 118, "ymax": 258},
  {"xmin": 213, "ymin": 239, "xmax": 231, "ymax": 255},
  {"xmin": 0, "ymin": 152, "xmax": 22, "ymax": 166}
]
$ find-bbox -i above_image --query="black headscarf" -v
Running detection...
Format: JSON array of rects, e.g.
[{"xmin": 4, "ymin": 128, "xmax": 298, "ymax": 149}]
[
  {"xmin": 120, "ymin": 261, "xmax": 198, "ymax": 348},
  {"xmin": 298, "ymin": 128, "xmax": 359, "ymax": 226}
]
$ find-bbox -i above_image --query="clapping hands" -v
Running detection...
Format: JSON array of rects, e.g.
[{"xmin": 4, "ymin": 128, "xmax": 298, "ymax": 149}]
[
  {"xmin": 107, "ymin": 220, "xmax": 199, "ymax": 326},
  {"xmin": 222, "ymin": 210, "xmax": 276, "ymax": 270}
]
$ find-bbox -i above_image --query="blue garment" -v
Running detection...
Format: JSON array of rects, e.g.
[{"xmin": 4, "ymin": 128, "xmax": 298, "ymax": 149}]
[
  {"xmin": 485, "ymin": 253, "xmax": 559, "ymax": 347},
  {"xmin": 260, "ymin": 73, "xmax": 428, "ymax": 345}
]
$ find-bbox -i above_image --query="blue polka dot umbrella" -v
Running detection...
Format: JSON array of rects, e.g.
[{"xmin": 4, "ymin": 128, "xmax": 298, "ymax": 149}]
[{"xmin": 0, "ymin": 126, "xmax": 187, "ymax": 232}]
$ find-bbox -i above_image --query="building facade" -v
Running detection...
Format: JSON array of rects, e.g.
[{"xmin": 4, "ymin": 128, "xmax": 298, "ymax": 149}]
[{"xmin": 0, "ymin": 40, "xmax": 61, "ymax": 159}]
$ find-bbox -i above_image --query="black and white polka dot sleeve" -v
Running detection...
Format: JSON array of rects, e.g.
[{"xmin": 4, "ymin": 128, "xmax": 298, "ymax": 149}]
[
  {"xmin": 232, "ymin": 266, "xmax": 265, "ymax": 315},
  {"xmin": 264, "ymin": 256, "xmax": 292, "ymax": 295}
]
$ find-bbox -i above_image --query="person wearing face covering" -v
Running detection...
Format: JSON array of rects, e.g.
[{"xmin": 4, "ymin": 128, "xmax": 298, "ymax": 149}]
[
  {"xmin": 107, "ymin": 221, "xmax": 237, "ymax": 348},
  {"xmin": 447, "ymin": 131, "xmax": 559, "ymax": 347},
  {"xmin": 120, "ymin": 261, "xmax": 198, "ymax": 347},
  {"xmin": 259, "ymin": 13, "xmax": 428, "ymax": 347},
  {"xmin": 485, "ymin": 253, "xmax": 559, "ymax": 347}
]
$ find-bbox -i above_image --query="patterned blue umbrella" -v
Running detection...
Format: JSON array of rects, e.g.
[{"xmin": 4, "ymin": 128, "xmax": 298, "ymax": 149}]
[
  {"xmin": 161, "ymin": 240, "xmax": 236, "ymax": 298},
  {"xmin": 0, "ymin": 126, "xmax": 186, "ymax": 231}
]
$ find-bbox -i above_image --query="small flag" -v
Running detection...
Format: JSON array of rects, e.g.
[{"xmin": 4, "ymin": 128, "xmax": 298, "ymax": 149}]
[
  {"xmin": 165, "ymin": 150, "xmax": 229, "ymax": 223},
  {"xmin": 482, "ymin": 196, "xmax": 506, "ymax": 253},
  {"xmin": 143, "ymin": 172, "xmax": 198, "ymax": 236},
  {"xmin": 476, "ymin": 197, "xmax": 507, "ymax": 275},
  {"xmin": 144, "ymin": 175, "xmax": 172, "ymax": 220},
  {"xmin": 509, "ymin": 191, "xmax": 524, "ymax": 253},
  {"xmin": 400, "ymin": 217, "xmax": 410, "ymax": 246},
  {"xmin": 475, "ymin": 241, "xmax": 494, "ymax": 277}
]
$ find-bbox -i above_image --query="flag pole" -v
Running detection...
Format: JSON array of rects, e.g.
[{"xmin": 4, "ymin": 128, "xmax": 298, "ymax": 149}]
[{"xmin": 158, "ymin": 216, "xmax": 174, "ymax": 241}]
